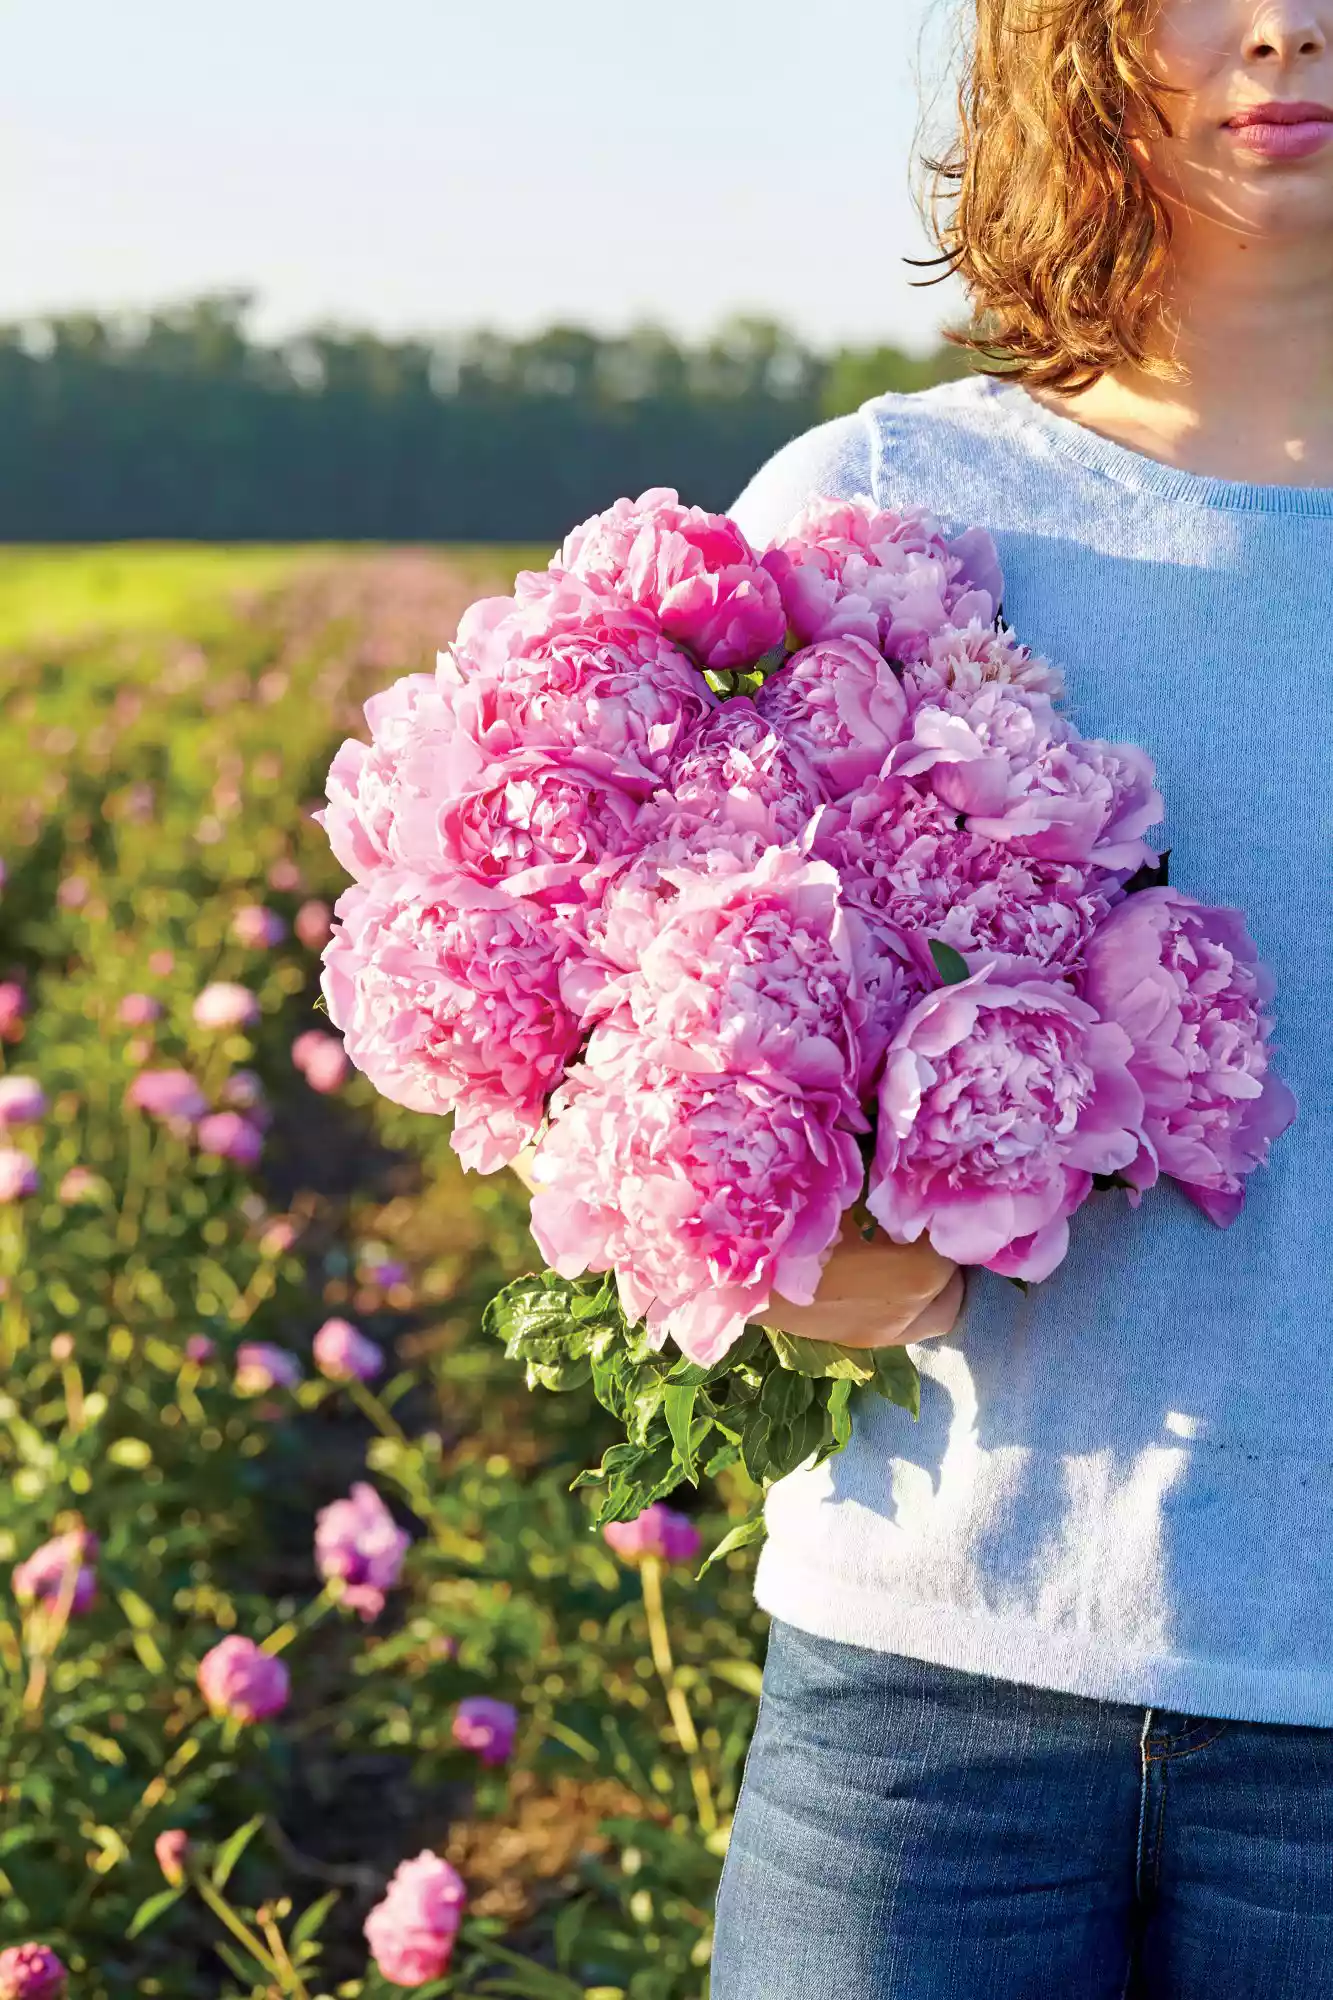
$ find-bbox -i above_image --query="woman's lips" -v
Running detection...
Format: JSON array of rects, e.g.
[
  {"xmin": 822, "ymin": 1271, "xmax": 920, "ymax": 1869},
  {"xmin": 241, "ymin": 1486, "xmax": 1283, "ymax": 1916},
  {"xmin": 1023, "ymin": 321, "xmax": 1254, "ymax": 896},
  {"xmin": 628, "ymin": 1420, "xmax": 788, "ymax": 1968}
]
[{"xmin": 1224, "ymin": 103, "xmax": 1333, "ymax": 160}]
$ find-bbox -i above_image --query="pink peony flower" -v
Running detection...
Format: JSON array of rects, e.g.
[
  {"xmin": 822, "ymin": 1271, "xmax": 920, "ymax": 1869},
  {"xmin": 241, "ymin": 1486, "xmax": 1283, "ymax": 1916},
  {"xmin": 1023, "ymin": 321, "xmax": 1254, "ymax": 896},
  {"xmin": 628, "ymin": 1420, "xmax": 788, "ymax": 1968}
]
[
  {"xmin": 1079, "ymin": 888, "xmax": 1297, "ymax": 1225},
  {"xmin": 529, "ymin": 1031, "xmax": 866, "ymax": 1365},
  {"xmin": 185, "ymin": 1334, "xmax": 215, "ymax": 1364},
  {"xmin": 196, "ymin": 1111, "xmax": 264, "ymax": 1170},
  {"xmin": 451, "ymin": 1695, "xmax": 518, "ymax": 1765},
  {"xmin": 761, "ymin": 495, "xmax": 1001, "ymax": 660},
  {"xmin": 868, "ymin": 966, "xmax": 1146, "ymax": 1281},
  {"xmin": 221, "ymin": 1070, "xmax": 271, "ymax": 1126},
  {"xmin": 320, "ymin": 673, "xmax": 460, "ymax": 882},
  {"xmin": 118, "ymin": 992, "xmax": 163, "ymax": 1027},
  {"xmin": 0, "ymin": 1151, "xmax": 38, "ymax": 1202},
  {"xmin": 902, "ymin": 617, "xmax": 1064, "ymax": 705},
  {"xmin": 13, "ymin": 1529, "xmax": 97, "ymax": 1616},
  {"xmin": 549, "ymin": 487, "xmax": 786, "ymax": 668},
  {"xmin": 0, "ymin": 1077, "xmax": 45, "ymax": 1127},
  {"xmin": 424, "ymin": 744, "xmax": 648, "ymax": 907},
  {"xmin": 295, "ymin": 899, "xmax": 333, "ymax": 950},
  {"xmin": 0, "ymin": 1945, "xmax": 66, "ymax": 2000},
  {"xmin": 291, "ymin": 1029, "xmax": 349, "ymax": 1094},
  {"xmin": 651, "ymin": 698, "xmax": 823, "ymax": 845},
  {"xmin": 754, "ymin": 634, "xmax": 909, "ymax": 797},
  {"xmin": 0, "ymin": 982, "xmax": 26, "ymax": 1039},
  {"xmin": 313, "ymin": 1317, "xmax": 383, "ymax": 1382},
  {"xmin": 126, "ymin": 1068, "xmax": 207, "ymax": 1125},
  {"xmin": 57, "ymin": 1166, "xmax": 108, "ymax": 1205},
  {"xmin": 155, "ymin": 1828, "xmax": 191, "ymax": 1886},
  {"xmin": 603, "ymin": 1504, "xmax": 702, "ymax": 1567},
  {"xmin": 323, "ymin": 873, "xmax": 582, "ymax": 1172},
  {"xmin": 232, "ymin": 905, "xmax": 287, "ymax": 949},
  {"xmin": 234, "ymin": 1343, "xmax": 302, "ymax": 1395},
  {"xmin": 364, "ymin": 1852, "xmax": 467, "ymax": 1987},
  {"xmin": 193, "ymin": 983, "xmax": 260, "ymax": 1031},
  {"xmin": 197, "ymin": 1635, "xmax": 289, "ymax": 1724},
  {"xmin": 315, "ymin": 1482, "xmax": 410, "ymax": 1619}
]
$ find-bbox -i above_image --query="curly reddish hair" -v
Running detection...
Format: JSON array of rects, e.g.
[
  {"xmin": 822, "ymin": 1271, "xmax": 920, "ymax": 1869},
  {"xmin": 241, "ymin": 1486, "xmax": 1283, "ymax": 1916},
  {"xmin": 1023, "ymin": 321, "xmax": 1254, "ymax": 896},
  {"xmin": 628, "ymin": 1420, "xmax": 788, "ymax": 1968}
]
[{"xmin": 925, "ymin": 0, "xmax": 1182, "ymax": 391}]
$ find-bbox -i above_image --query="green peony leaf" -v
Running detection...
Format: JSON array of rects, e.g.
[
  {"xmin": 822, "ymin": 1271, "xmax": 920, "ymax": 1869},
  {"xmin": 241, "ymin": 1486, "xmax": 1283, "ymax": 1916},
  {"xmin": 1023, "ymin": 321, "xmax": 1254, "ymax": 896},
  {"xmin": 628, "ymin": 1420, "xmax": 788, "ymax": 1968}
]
[{"xmin": 928, "ymin": 938, "xmax": 972, "ymax": 986}]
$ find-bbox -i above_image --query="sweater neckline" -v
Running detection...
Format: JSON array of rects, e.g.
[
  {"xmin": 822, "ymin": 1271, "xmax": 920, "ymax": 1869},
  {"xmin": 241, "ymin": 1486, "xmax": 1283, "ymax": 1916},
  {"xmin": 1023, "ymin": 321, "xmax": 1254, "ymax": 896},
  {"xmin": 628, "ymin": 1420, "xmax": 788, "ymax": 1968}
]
[{"xmin": 980, "ymin": 376, "xmax": 1333, "ymax": 518}]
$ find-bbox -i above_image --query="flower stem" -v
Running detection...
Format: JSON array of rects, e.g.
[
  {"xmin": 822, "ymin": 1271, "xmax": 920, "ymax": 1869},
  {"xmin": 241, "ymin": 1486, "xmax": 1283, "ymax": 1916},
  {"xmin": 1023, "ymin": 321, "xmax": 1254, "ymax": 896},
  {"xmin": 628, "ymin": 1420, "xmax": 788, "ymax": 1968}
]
[
  {"xmin": 348, "ymin": 1374, "xmax": 407, "ymax": 1443},
  {"xmin": 191, "ymin": 1870, "xmax": 283, "ymax": 1982},
  {"xmin": 639, "ymin": 1555, "xmax": 716, "ymax": 1836}
]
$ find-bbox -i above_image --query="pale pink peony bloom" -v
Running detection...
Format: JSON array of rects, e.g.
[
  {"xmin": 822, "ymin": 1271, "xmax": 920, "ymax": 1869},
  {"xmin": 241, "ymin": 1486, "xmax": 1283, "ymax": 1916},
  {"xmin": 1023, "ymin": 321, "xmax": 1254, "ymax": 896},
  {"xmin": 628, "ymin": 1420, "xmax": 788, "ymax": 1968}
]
[
  {"xmin": 0, "ymin": 1151, "xmax": 38, "ymax": 1202},
  {"xmin": 118, "ymin": 992, "xmax": 162, "ymax": 1027},
  {"xmin": 58, "ymin": 1166, "xmax": 108, "ymax": 1206},
  {"xmin": 1080, "ymin": 888, "xmax": 1297, "ymax": 1225},
  {"xmin": 451, "ymin": 1695, "xmax": 518, "ymax": 1765},
  {"xmin": 549, "ymin": 487, "xmax": 786, "ymax": 668},
  {"xmin": 0, "ymin": 983, "xmax": 26, "ymax": 1039},
  {"xmin": 291, "ymin": 1029, "xmax": 349, "ymax": 1095},
  {"xmin": 234, "ymin": 1343, "xmax": 302, "ymax": 1396},
  {"xmin": 155, "ymin": 1828, "xmax": 191, "ymax": 1885},
  {"xmin": 902, "ymin": 618, "xmax": 1064, "ymax": 705},
  {"xmin": 651, "ymin": 698, "xmax": 823, "ymax": 845},
  {"xmin": 320, "ymin": 673, "xmax": 460, "ymax": 881},
  {"xmin": 0, "ymin": 1944, "xmax": 66, "ymax": 2000},
  {"xmin": 761, "ymin": 495, "xmax": 1001, "ymax": 661},
  {"xmin": 294, "ymin": 899, "xmax": 333, "ymax": 950},
  {"xmin": 313, "ymin": 1317, "xmax": 383, "ymax": 1382},
  {"xmin": 364, "ymin": 1852, "xmax": 467, "ymax": 1987},
  {"xmin": 193, "ymin": 983, "xmax": 259, "ymax": 1031},
  {"xmin": 197, "ymin": 1635, "xmax": 289, "ymax": 1724},
  {"xmin": 0, "ymin": 1077, "xmax": 45, "ymax": 1127},
  {"xmin": 424, "ymin": 743, "xmax": 647, "ymax": 908},
  {"xmin": 126, "ymin": 1067, "xmax": 207, "ymax": 1125},
  {"xmin": 232, "ymin": 905, "xmax": 287, "ymax": 949},
  {"xmin": 529, "ymin": 1030, "xmax": 865, "ymax": 1365},
  {"xmin": 315, "ymin": 1482, "xmax": 409, "ymax": 1620},
  {"xmin": 868, "ymin": 966, "xmax": 1146, "ymax": 1281},
  {"xmin": 323, "ymin": 873, "xmax": 581, "ymax": 1172},
  {"xmin": 754, "ymin": 635, "xmax": 909, "ymax": 797},
  {"xmin": 604, "ymin": 1504, "xmax": 702, "ymax": 1567},
  {"xmin": 13, "ymin": 1529, "xmax": 97, "ymax": 1616},
  {"xmin": 196, "ymin": 1111, "xmax": 264, "ymax": 1169}
]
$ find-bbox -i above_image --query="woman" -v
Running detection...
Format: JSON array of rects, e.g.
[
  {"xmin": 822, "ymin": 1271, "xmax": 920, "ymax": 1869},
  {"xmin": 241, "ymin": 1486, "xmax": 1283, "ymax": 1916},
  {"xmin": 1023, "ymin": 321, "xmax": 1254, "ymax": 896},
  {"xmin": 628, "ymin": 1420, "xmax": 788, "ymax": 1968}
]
[{"xmin": 710, "ymin": 3, "xmax": 1333, "ymax": 1995}]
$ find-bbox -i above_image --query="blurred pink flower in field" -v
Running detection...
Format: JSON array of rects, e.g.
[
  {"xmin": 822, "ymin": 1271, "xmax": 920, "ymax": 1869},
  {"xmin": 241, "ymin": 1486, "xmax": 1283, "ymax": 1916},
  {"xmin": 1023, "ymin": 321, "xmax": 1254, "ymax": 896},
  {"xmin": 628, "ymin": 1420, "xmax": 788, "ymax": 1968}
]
[
  {"xmin": 315, "ymin": 1482, "xmax": 409, "ymax": 1620},
  {"xmin": 57, "ymin": 1166, "xmax": 108, "ymax": 1206},
  {"xmin": 362, "ymin": 1256, "xmax": 408, "ymax": 1289},
  {"xmin": 148, "ymin": 949, "xmax": 174, "ymax": 977},
  {"xmin": 221, "ymin": 1070, "xmax": 272, "ymax": 1128},
  {"xmin": 193, "ymin": 983, "xmax": 259, "ymax": 1031},
  {"xmin": 259, "ymin": 1217, "xmax": 299, "ymax": 1259},
  {"xmin": 13, "ymin": 1529, "xmax": 98, "ymax": 1616},
  {"xmin": 0, "ymin": 983, "xmax": 27, "ymax": 1039},
  {"xmin": 0, "ymin": 1943, "xmax": 67, "ymax": 2000},
  {"xmin": 118, "ymin": 993, "xmax": 162, "ymax": 1027},
  {"xmin": 49, "ymin": 1335, "xmax": 74, "ymax": 1363},
  {"xmin": 232, "ymin": 905, "xmax": 287, "ymax": 949},
  {"xmin": 185, "ymin": 1334, "xmax": 215, "ymax": 1364},
  {"xmin": 291, "ymin": 1029, "xmax": 349, "ymax": 1094},
  {"xmin": 197, "ymin": 1635, "xmax": 289, "ymax": 1724},
  {"xmin": 154, "ymin": 1829, "xmax": 191, "ymax": 1885},
  {"xmin": 364, "ymin": 1852, "xmax": 467, "ymax": 1987},
  {"xmin": 451, "ymin": 1695, "xmax": 518, "ymax": 1765},
  {"xmin": 295, "ymin": 899, "xmax": 333, "ymax": 950},
  {"xmin": 197, "ymin": 1111, "xmax": 264, "ymax": 1169},
  {"xmin": 127, "ymin": 1068, "xmax": 207, "ymax": 1125},
  {"xmin": 604, "ymin": 1505, "xmax": 702, "ymax": 1567},
  {"xmin": 57, "ymin": 876, "xmax": 88, "ymax": 911},
  {"xmin": 0, "ymin": 1151, "xmax": 38, "ymax": 1202},
  {"xmin": 267, "ymin": 857, "xmax": 302, "ymax": 891},
  {"xmin": 234, "ymin": 1343, "xmax": 301, "ymax": 1395},
  {"xmin": 313, "ymin": 1317, "xmax": 383, "ymax": 1382},
  {"xmin": 0, "ymin": 1078, "xmax": 45, "ymax": 1127}
]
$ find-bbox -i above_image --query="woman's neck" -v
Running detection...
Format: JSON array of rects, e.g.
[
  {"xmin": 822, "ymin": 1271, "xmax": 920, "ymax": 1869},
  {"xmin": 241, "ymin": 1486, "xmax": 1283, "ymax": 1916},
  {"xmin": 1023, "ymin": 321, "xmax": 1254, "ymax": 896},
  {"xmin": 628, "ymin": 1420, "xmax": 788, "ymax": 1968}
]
[{"xmin": 1032, "ymin": 228, "xmax": 1333, "ymax": 486}]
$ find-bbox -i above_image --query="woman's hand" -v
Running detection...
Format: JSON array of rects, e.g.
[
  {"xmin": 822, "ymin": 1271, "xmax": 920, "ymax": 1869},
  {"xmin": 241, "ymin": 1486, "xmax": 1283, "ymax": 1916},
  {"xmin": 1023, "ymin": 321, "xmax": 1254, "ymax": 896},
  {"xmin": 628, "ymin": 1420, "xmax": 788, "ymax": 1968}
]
[{"xmin": 509, "ymin": 1149, "xmax": 963, "ymax": 1351}]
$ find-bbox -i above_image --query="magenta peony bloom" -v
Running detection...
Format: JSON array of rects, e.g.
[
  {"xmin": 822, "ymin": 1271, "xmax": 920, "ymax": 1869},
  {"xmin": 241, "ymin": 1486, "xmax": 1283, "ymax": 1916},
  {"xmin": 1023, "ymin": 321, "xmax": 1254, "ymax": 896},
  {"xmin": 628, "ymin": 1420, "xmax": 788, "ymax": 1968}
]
[
  {"xmin": 13, "ymin": 1529, "xmax": 97, "ymax": 1616},
  {"xmin": 652, "ymin": 698, "xmax": 823, "ymax": 845},
  {"xmin": 234, "ymin": 1343, "xmax": 302, "ymax": 1396},
  {"xmin": 0, "ymin": 1945, "xmax": 66, "ymax": 2000},
  {"xmin": 550, "ymin": 487, "xmax": 786, "ymax": 668},
  {"xmin": 324, "ymin": 872, "xmax": 582, "ymax": 1172},
  {"xmin": 196, "ymin": 1111, "xmax": 264, "ymax": 1170},
  {"xmin": 313, "ymin": 1317, "xmax": 383, "ymax": 1382},
  {"xmin": 0, "ymin": 1150, "xmax": 38, "ymax": 1202},
  {"xmin": 295, "ymin": 899, "xmax": 333, "ymax": 950},
  {"xmin": 0, "ymin": 1077, "xmax": 45, "ymax": 1127},
  {"xmin": 754, "ymin": 635, "xmax": 909, "ymax": 797},
  {"xmin": 118, "ymin": 992, "xmax": 163, "ymax": 1028},
  {"xmin": 155, "ymin": 1828, "xmax": 191, "ymax": 1885},
  {"xmin": 291, "ymin": 1029, "xmax": 350, "ymax": 1095},
  {"xmin": 231, "ymin": 905, "xmax": 287, "ymax": 949},
  {"xmin": 529, "ymin": 1032, "xmax": 866, "ymax": 1365},
  {"xmin": 185, "ymin": 1334, "xmax": 215, "ymax": 1364},
  {"xmin": 315, "ymin": 1482, "xmax": 410, "ymax": 1619},
  {"xmin": 604, "ymin": 1504, "xmax": 702, "ymax": 1567},
  {"xmin": 761, "ymin": 495, "xmax": 1001, "ymax": 660},
  {"xmin": 197, "ymin": 1635, "xmax": 289, "ymax": 1724},
  {"xmin": 193, "ymin": 982, "xmax": 259, "ymax": 1031},
  {"xmin": 126, "ymin": 1067, "xmax": 208, "ymax": 1125},
  {"xmin": 0, "ymin": 983, "xmax": 26, "ymax": 1039},
  {"xmin": 57, "ymin": 1166, "xmax": 108, "ymax": 1205},
  {"xmin": 364, "ymin": 1852, "xmax": 467, "ymax": 1987},
  {"xmin": 868, "ymin": 966, "xmax": 1146, "ymax": 1281},
  {"xmin": 1080, "ymin": 888, "xmax": 1297, "ymax": 1225},
  {"xmin": 451, "ymin": 1695, "xmax": 518, "ymax": 1765}
]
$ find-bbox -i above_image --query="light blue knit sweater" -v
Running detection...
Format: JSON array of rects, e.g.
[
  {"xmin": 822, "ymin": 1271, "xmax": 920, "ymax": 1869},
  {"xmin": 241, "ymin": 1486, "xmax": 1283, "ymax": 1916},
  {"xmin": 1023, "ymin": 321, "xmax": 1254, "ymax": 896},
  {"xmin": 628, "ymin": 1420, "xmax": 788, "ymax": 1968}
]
[{"xmin": 731, "ymin": 375, "xmax": 1333, "ymax": 1726}]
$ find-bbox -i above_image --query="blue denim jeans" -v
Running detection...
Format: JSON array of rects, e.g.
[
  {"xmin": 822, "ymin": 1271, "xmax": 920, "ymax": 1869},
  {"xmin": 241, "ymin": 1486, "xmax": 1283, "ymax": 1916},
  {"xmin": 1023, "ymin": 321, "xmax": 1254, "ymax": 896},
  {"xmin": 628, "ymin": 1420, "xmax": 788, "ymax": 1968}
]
[{"xmin": 712, "ymin": 1622, "xmax": 1333, "ymax": 1998}]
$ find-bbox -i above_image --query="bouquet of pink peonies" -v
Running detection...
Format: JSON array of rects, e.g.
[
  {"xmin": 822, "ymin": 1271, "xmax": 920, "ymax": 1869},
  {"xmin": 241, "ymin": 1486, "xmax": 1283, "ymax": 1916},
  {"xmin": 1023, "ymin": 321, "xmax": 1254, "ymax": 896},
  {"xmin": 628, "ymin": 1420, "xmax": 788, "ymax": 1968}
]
[{"xmin": 317, "ymin": 489, "xmax": 1295, "ymax": 1552}]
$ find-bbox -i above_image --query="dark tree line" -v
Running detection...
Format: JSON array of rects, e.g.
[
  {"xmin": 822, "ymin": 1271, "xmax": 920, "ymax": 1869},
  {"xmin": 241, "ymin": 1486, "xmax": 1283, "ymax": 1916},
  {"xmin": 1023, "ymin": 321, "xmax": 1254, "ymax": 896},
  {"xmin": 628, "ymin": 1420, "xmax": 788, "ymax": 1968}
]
[{"xmin": 2, "ymin": 295, "xmax": 967, "ymax": 542}]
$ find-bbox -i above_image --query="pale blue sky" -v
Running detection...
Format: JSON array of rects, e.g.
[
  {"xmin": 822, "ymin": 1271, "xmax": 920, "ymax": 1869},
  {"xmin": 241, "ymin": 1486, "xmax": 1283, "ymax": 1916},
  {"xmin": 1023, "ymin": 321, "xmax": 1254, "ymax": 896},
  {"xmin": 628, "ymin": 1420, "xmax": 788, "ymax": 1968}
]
[{"xmin": 0, "ymin": 0, "xmax": 968, "ymax": 350}]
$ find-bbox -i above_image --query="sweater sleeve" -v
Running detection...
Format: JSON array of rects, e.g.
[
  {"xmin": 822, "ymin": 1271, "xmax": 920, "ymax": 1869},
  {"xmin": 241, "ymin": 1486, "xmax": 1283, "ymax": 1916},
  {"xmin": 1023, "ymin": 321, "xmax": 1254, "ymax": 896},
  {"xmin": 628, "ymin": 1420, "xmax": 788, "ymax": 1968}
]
[{"xmin": 729, "ymin": 410, "xmax": 876, "ymax": 549}]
